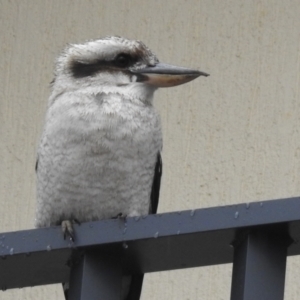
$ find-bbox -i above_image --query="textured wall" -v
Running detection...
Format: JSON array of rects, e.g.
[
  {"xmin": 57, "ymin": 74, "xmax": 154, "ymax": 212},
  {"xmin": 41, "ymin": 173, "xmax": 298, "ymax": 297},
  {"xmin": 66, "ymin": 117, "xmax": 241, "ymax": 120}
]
[{"xmin": 1, "ymin": 0, "xmax": 300, "ymax": 299}]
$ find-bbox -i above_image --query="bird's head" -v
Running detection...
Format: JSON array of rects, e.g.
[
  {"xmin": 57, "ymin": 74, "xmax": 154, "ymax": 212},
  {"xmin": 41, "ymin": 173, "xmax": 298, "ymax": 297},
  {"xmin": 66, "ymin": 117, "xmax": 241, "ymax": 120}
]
[{"xmin": 51, "ymin": 36, "xmax": 208, "ymax": 103}]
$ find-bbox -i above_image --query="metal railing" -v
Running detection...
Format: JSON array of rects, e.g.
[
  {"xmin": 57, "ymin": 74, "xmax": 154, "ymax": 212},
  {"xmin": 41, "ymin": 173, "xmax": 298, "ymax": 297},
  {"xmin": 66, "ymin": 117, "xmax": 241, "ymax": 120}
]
[{"xmin": 1, "ymin": 196, "xmax": 300, "ymax": 299}]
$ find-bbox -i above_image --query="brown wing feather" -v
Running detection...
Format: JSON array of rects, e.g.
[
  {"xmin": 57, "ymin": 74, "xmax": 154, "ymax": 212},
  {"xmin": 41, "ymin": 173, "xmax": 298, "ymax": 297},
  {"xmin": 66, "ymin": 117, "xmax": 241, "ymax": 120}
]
[{"xmin": 125, "ymin": 153, "xmax": 162, "ymax": 300}]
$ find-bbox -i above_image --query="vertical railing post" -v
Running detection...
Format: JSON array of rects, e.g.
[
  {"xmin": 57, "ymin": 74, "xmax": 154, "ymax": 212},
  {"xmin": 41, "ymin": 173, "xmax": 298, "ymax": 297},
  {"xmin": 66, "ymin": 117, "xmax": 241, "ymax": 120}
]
[
  {"xmin": 68, "ymin": 248, "xmax": 123, "ymax": 300},
  {"xmin": 230, "ymin": 227, "xmax": 291, "ymax": 300}
]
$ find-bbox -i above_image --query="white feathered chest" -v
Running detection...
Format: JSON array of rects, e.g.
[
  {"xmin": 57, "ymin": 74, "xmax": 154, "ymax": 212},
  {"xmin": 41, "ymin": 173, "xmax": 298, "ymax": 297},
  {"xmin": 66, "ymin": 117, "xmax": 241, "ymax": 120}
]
[{"xmin": 35, "ymin": 91, "xmax": 162, "ymax": 227}]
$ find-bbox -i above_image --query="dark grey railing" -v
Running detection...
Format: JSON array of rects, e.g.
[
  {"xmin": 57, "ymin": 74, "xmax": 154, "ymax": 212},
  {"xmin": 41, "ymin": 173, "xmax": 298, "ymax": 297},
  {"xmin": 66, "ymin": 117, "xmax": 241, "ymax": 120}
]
[{"xmin": 1, "ymin": 197, "xmax": 300, "ymax": 299}]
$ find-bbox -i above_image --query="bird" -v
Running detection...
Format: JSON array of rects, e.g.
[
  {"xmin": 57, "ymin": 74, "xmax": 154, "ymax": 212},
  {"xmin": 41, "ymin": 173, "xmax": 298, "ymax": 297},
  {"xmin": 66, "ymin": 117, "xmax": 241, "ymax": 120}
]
[{"xmin": 35, "ymin": 36, "xmax": 208, "ymax": 300}]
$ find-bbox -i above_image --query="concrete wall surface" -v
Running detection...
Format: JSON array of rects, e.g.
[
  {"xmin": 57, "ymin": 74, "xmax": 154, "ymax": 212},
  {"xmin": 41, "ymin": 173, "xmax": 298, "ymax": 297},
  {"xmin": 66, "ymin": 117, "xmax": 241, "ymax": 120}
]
[{"xmin": 1, "ymin": 0, "xmax": 300, "ymax": 299}]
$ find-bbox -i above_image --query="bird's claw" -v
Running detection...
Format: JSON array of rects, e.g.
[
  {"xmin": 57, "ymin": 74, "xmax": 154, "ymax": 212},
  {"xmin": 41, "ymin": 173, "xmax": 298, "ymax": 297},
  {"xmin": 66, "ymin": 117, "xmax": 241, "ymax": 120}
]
[
  {"xmin": 61, "ymin": 220, "xmax": 75, "ymax": 241},
  {"xmin": 113, "ymin": 212, "xmax": 127, "ymax": 219}
]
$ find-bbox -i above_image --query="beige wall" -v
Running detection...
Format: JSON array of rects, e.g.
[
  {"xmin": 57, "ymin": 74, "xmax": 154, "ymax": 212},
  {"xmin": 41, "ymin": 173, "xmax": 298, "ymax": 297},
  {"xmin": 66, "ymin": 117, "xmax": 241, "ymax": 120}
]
[{"xmin": 1, "ymin": 0, "xmax": 300, "ymax": 299}]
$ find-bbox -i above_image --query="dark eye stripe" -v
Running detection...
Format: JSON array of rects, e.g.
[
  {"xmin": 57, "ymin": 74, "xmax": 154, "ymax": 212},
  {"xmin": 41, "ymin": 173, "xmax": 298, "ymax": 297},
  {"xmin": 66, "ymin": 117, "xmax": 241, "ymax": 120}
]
[
  {"xmin": 70, "ymin": 60, "xmax": 116, "ymax": 78},
  {"xmin": 70, "ymin": 55, "xmax": 138, "ymax": 78}
]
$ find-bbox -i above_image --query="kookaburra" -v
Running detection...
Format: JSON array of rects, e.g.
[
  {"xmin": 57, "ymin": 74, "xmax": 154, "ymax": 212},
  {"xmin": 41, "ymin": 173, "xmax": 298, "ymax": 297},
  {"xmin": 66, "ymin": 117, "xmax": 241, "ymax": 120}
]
[{"xmin": 35, "ymin": 36, "xmax": 208, "ymax": 299}]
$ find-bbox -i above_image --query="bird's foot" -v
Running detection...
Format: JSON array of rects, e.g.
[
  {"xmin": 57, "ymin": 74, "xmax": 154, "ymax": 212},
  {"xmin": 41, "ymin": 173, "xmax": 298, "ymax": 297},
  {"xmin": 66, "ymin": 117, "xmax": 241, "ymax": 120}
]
[
  {"xmin": 61, "ymin": 220, "xmax": 75, "ymax": 241},
  {"xmin": 73, "ymin": 218, "xmax": 81, "ymax": 225},
  {"xmin": 113, "ymin": 212, "xmax": 127, "ymax": 220}
]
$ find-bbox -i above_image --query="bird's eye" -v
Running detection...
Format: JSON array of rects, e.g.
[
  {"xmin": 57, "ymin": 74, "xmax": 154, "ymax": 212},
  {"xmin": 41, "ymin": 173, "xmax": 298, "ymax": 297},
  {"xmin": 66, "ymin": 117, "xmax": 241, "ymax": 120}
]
[{"xmin": 114, "ymin": 54, "xmax": 132, "ymax": 68}]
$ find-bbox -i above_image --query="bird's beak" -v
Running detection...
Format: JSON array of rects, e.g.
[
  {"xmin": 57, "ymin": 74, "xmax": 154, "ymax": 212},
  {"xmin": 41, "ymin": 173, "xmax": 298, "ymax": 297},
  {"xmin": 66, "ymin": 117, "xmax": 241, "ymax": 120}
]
[{"xmin": 133, "ymin": 63, "xmax": 209, "ymax": 88}]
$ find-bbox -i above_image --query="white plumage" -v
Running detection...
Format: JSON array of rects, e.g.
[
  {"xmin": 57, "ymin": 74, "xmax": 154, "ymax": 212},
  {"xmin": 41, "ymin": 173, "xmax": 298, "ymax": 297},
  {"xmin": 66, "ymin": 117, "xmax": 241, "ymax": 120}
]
[
  {"xmin": 34, "ymin": 36, "xmax": 207, "ymax": 300},
  {"xmin": 35, "ymin": 37, "xmax": 162, "ymax": 227}
]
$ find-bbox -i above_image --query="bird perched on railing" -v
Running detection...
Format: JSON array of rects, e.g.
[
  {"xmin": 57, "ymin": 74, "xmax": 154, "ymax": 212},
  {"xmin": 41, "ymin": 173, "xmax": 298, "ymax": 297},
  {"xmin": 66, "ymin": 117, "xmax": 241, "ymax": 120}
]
[{"xmin": 35, "ymin": 36, "xmax": 208, "ymax": 300}]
